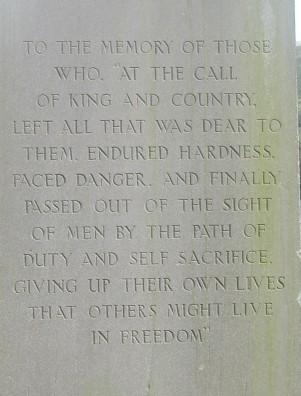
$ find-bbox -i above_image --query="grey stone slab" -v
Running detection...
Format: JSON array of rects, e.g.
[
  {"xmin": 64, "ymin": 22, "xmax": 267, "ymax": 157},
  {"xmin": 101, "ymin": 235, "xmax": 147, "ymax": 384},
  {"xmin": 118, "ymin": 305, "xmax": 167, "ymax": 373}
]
[{"xmin": 0, "ymin": 1, "xmax": 300, "ymax": 395}]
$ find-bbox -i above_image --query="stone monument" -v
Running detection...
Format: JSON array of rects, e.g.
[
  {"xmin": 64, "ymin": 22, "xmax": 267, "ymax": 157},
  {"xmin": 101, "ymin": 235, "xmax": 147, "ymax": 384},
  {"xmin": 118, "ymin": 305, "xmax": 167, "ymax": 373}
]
[{"xmin": 0, "ymin": 1, "xmax": 300, "ymax": 395}]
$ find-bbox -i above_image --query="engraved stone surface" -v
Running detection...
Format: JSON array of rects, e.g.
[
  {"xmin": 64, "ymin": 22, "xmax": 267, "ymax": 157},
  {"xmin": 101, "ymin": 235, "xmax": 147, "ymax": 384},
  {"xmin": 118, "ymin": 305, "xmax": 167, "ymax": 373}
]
[{"xmin": 0, "ymin": 1, "xmax": 300, "ymax": 395}]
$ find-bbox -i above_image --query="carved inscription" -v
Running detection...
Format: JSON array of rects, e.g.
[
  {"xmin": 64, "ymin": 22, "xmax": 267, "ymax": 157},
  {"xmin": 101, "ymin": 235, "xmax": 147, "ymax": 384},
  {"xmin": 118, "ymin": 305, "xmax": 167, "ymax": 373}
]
[{"xmin": 7, "ymin": 35, "xmax": 288, "ymax": 342}]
